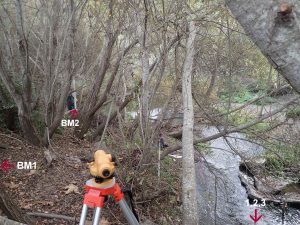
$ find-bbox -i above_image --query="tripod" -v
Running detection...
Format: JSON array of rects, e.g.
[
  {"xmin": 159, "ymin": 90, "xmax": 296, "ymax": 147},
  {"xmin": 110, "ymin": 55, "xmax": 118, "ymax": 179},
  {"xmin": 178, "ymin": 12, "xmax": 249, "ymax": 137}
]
[
  {"xmin": 79, "ymin": 149, "xmax": 140, "ymax": 225},
  {"xmin": 79, "ymin": 177, "xmax": 140, "ymax": 225}
]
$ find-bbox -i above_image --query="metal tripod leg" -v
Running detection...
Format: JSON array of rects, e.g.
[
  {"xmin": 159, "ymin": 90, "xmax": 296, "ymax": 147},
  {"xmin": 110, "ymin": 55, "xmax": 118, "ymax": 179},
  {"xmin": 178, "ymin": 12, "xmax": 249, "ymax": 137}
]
[
  {"xmin": 119, "ymin": 199, "xmax": 139, "ymax": 225},
  {"xmin": 79, "ymin": 204, "xmax": 88, "ymax": 225},
  {"xmin": 92, "ymin": 207, "xmax": 102, "ymax": 225}
]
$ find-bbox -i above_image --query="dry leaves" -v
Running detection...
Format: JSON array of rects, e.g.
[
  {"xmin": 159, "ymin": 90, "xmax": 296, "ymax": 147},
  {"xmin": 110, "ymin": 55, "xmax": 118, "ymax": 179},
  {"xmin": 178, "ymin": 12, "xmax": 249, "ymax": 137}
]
[
  {"xmin": 3, "ymin": 182, "xmax": 19, "ymax": 189},
  {"xmin": 27, "ymin": 170, "xmax": 37, "ymax": 176},
  {"xmin": 64, "ymin": 184, "xmax": 79, "ymax": 194},
  {"xmin": 35, "ymin": 200, "xmax": 54, "ymax": 206},
  {"xmin": 20, "ymin": 201, "xmax": 33, "ymax": 209},
  {"xmin": 85, "ymin": 218, "xmax": 110, "ymax": 225}
]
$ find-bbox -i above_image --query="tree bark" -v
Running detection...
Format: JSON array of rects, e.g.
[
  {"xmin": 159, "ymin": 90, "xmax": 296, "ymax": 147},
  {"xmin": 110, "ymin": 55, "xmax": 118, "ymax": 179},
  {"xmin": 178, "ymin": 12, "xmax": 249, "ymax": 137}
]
[
  {"xmin": 91, "ymin": 35, "xmax": 181, "ymax": 141},
  {"xmin": 75, "ymin": 40, "xmax": 138, "ymax": 139},
  {"xmin": 136, "ymin": 0, "xmax": 150, "ymax": 148},
  {"xmin": 226, "ymin": 0, "xmax": 300, "ymax": 94},
  {"xmin": 0, "ymin": 217, "xmax": 26, "ymax": 225},
  {"xmin": 42, "ymin": 0, "xmax": 77, "ymax": 145},
  {"xmin": 0, "ymin": 51, "xmax": 41, "ymax": 146},
  {"xmin": 0, "ymin": 1, "xmax": 41, "ymax": 146},
  {"xmin": 181, "ymin": 21, "xmax": 199, "ymax": 225},
  {"xmin": 0, "ymin": 190, "xmax": 34, "ymax": 224}
]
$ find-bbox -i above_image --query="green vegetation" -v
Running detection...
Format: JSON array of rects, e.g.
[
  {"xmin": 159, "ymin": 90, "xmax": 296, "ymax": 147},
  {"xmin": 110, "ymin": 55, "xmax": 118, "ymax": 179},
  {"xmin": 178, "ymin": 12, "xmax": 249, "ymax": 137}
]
[
  {"xmin": 263, "ymin": 142, "xmax": 300, "ymax": 175},
  {"xmin": 251, "ymin": 122, "xmax": 272, "ymax": 133},
  {"xmin": 286, "ymin": 105, "xmax": 300, "ymax": 118},
  {"xmin": 219, "ymin": 88, "xmax": 276, "ymax": 106},
  {"xmin": 195, "ymin": 142, "xmax": 212, "ymax": 154},
  {"xmin": 219, "ymin": 88, "xmax": 255, "ymax": 104},
  {"xmin": 161, "ymin": 156, "xmax": 180, "ymax": 186},
  {"xmin": 229, "ymin": 112, "xmax": 254, "ymax": 125}
]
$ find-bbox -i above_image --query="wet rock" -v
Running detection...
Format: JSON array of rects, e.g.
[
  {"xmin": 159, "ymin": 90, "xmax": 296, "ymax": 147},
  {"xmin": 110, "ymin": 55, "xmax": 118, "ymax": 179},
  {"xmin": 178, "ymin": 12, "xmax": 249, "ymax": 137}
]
[
  {"xmin": 254, "ymin": 176, "xmax": 272, "ymax": 193},
  {"xmin": 240, "ymin": 157, "xmax": 266, "ymax": 176}
]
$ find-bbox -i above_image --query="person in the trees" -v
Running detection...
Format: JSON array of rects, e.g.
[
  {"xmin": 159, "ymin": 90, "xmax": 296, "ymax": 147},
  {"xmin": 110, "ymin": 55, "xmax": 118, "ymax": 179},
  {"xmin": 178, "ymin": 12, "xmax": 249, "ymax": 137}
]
[{"xmin": 67, "ymin": 94, "xmax": 75, "ymax": 110}]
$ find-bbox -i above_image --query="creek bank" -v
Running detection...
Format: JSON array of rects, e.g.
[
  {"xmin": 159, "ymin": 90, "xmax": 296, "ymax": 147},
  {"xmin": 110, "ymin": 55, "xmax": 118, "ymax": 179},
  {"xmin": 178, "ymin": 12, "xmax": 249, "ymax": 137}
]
[
  {"xmin": 239, "ymin": 159, "xmax": 300, "ymax": 209},
  {"xmin": 194, "ymin": 126, "xmax": 300, "ymax": 225}
]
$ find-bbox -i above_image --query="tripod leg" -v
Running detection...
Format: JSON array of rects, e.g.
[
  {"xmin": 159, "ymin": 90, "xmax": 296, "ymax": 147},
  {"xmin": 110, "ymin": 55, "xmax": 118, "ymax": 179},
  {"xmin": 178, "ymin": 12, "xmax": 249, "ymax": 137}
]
[
  {"xmin": 119, "ymin": 199, "xmax": 140, "ymax": 225},
  {"xmin": 79, "ymin": 204, "xmax": 88, "ymax": 225},
  {"xmin": 92, "ymin": 207, "xmax": 102, "ymax": 225}
]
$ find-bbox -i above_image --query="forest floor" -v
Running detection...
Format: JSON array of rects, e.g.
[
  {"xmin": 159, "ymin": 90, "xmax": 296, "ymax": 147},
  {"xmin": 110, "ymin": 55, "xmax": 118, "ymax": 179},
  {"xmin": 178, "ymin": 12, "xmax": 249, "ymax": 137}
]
[{"xmin": 0, "ymin": 129, "xmax": 182, "ymax": 225}]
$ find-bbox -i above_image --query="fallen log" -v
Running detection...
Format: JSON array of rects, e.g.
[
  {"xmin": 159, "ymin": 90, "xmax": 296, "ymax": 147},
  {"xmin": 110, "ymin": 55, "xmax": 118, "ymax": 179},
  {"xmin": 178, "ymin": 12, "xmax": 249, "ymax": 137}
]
[{"xmin": 239, "ymin": 173, "xmax": 300, "ymax": 208}]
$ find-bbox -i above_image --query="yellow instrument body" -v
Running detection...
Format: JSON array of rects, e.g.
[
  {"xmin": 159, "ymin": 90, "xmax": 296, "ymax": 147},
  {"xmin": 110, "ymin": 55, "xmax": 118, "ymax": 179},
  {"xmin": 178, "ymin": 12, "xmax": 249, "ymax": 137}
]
[{"xmin": 87, "ymin": 150, "xmax": 116, "ymax": 187}]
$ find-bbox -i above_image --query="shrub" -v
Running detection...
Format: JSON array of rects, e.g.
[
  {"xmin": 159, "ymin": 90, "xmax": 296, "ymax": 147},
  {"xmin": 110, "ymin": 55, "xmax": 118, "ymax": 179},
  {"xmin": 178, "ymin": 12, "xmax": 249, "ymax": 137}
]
[
  {"xmin": 219, "ymin": 89, "xmax": 255, "ymax": 104},
  {"xmin": 263, "ymin": 142, "xmax": 300, "ymax": 176},
  {"xmin": 286, "ymin": 106, "xmax": 300, "ymax": 118}
]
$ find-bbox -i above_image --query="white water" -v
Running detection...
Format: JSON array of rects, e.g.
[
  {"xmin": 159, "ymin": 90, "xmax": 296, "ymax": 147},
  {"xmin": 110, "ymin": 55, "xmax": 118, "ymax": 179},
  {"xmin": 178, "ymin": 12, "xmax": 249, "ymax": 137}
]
[
  {"xmin": 127, "ymin": 108, "xmax": 161, "ymax": 120},
  {"xmin": 196, "ymin": 126, "xmax": 300, "ymax": 225}
]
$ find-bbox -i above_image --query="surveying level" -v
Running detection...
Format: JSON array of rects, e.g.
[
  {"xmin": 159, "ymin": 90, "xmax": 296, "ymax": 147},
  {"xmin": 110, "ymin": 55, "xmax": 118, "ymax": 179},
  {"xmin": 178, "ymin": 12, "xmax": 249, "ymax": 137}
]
[{"xmin": 79, "ymin": 150, "xmax": 140, "ymax": 225}]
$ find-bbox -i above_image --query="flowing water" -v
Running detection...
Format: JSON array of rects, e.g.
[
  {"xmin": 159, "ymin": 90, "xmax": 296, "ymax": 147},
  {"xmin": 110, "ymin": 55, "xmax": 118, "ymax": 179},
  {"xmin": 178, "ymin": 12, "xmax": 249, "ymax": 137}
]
[
  {"xmin": 196, "ymin": 126, "xmax": 300, "ymax": 225},
  {"xmin": 127, "ymin": 108, "xmax": 300, "ymax": 224}
]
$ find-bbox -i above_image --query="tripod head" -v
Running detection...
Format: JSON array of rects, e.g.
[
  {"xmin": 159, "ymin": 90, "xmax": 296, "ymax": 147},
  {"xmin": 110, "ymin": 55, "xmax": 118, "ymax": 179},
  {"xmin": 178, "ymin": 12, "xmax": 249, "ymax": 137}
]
[
  {"xmin": 87, "ymin": 150, "xmax": 117, "ymax": 186},
  {"xmin": 81, "ymin": 150, "xmax": 140, "ymax": 225}
]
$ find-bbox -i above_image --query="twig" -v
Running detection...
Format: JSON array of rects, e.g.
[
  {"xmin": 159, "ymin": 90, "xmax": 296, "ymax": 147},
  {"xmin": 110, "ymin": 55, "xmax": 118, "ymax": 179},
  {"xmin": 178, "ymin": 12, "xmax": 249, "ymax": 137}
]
[
  {"xmin": 99, "ymin": 100, "xmax": 114, "ymax": 145},
  {"xmin": 26, "ymin": 212, "xmax": 76, "ymax": 222}
]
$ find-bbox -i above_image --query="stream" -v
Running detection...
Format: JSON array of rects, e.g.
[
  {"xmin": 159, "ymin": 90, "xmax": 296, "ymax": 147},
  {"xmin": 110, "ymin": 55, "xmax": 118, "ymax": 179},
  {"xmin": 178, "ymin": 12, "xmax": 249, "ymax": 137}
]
[
  {"xmin": 196, "ymin": 126, "xmax": 300, "ymax": 225},
  {"xmin": 128, "ymin": 108, "xmax": 300, "ymax": 224}
]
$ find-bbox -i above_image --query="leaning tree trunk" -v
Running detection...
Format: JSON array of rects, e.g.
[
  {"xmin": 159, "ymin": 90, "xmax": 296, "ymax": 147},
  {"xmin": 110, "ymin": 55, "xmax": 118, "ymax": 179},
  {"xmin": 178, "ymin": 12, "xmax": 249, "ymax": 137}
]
[
  {"xmin": 226, "ymin": 0, "xmax": 300, "ymax": 94},
  {"xmin": 0, "ymin": 189, "xmax": 34, "ymax": 224},
  {"xmin": 181, "ymin": 21, "xmax": 199, "ymax": 225},
  {"xmin": 0, "ymin": 217, "xmax": 26, "ymax": 225}
]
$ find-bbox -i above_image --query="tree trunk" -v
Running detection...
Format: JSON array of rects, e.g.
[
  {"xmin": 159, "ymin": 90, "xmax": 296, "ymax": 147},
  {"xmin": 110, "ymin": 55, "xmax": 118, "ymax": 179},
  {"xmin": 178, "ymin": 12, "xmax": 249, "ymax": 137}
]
[
  {"xmin": 91, "ymin": 80, "xmax": 142, "ymax": 141},
  {"xmin": 181, "ymin": 21, "xmax": 199, "ymax": 225},
  {"xmin": 42, "ymin": 0, "xmax": 77, "ymax": 145},
  {"xmin": 0, "ymin": 217, "xmax": 26, "ymax": 225},
  {"xmin": 0, "ymin": 1, "xmax": 41, "ymax": 146},
  {"xmin": 18, "ymin": 102, "xmax": 41, "ymax": 146},
  {"xmin": 0, "ymin": 190, "xmax": 34, "ymax": 224},
  {"xmin": 90, "ymin": 34, "xmax": 181, "ymax": 141},
  {"xmin": 226, "ymin": 0, "xmax": 300, "ymax": 94},
  {"xmin": 137, "ymin": 0, "xmax": 150, "ymax": 149},
  {"xmin": 75, "ymin": 40, "xmax": 138, "ymax": 139},
  {"xmin": 0, "ymin": 54, "xmax": 41, "ymax": 146},
  {"xmin": 205, "ymin": 68, "xmax": 217, "ymax": 97}
]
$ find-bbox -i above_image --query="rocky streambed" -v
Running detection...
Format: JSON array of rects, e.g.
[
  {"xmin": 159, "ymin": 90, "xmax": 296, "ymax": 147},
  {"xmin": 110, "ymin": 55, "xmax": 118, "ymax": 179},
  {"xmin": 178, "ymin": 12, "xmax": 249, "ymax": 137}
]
[{"xmin": 196, "ymin": 126, "xmax": 300, "ymax": 225}]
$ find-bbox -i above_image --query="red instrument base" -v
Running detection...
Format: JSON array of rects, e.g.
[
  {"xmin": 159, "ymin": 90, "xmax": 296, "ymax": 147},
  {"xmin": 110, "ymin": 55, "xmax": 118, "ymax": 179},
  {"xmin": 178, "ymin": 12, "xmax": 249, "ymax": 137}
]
[{"xmin": 83, "ymin": 182, "xmax": 124, "ymax": 208}]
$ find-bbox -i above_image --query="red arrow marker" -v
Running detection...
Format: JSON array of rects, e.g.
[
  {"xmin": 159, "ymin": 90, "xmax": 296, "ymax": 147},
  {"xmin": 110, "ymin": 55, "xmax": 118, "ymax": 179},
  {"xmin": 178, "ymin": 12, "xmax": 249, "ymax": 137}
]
[
  {"xmin": 1, "ymin": 160, "xmax": 15, "ymax": 172},
  {"xmin": 250, "ymin": 209, "xmax": 263, "ymax": 223}
]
